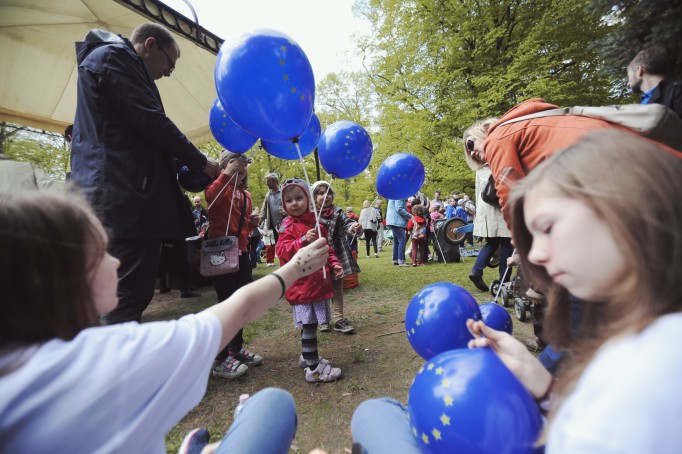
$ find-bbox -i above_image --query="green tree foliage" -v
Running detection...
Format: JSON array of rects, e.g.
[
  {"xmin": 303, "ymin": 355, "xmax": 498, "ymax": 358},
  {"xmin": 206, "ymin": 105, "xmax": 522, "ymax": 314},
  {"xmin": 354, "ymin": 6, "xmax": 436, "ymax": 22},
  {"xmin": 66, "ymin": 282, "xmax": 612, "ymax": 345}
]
[
  {"xmin": 592, "ymin": 0, "xmax": 682, "ymax": 98},
  {"xmin": 1, "ymin": 122, "xmax": 69, "ymax": 181},
  {"xmin": 354, "ymin": 0, "xmax": 621, "ymax": 196}
]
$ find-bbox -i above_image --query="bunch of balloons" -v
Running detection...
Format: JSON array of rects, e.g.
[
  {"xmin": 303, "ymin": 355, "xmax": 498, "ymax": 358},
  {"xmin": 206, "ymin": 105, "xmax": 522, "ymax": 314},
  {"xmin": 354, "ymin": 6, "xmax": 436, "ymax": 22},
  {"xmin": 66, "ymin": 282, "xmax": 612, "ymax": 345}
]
[
  {"xmin": 404, "ymin": 284, "xmax": 541, "ymax": 452},
  {"xmin": 212, "ymin": 28, "xmax": 374, "ymax": 183}
]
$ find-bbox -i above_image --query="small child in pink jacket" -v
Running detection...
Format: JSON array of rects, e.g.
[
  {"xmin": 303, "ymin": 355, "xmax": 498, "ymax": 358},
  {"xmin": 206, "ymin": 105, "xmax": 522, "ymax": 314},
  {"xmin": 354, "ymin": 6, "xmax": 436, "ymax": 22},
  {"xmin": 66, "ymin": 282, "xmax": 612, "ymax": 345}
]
[{"xmin": 276, "ymin": 178, "xmax": 344, "ymax": 383}]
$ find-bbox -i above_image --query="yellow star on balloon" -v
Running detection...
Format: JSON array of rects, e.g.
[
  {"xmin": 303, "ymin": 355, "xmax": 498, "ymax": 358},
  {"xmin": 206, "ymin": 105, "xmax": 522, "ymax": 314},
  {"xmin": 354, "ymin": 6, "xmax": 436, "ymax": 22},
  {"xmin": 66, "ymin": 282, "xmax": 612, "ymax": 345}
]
[
  {"xmin": 291, "ymin": 87, "xmax": 297, "ymax": 93},
  {"xmin": 435, "ymin": 367, "xmax": 444, "ymax": 375},
  {"xmin": 442, "ymin": 378, "xmax": 450, "ymax": 387},
  {"xmin": 415, "ymin": 320, "xmax": 421, "ymax": 326},
  {"xmin": 279, "ymin": 59, "xmax": 285, "ymax": 65},
  {"xmin": 419, "ymin": 298, "xmax": 425, "ymax": 305},
  {"xmin": 412, "ymin": 427, "xmax": 417, "ymax": 436},
  {"xmin": 283, "ymin": 74, "xmax": 289, "ymax": 80},
  {"xmin": 443, "ymin": 396, "xmax": 453, "ymax": 406},
  {"xmin": 418, "ymin": 366, "xmax": 424, "ymax": 374},
  {"xmin": 440, "ymin": 414, "xmax": 451, "ymax": 426},
  {"xmin": 421, "ymin": 433, "xmax": 429, "ymax": 445},
  {"xmin": 432, "ymin": 428, "xmax": 442, "ymax": 440},
  {"xmin": 427, "ymin": 363, "xmax": 435, "ymax": 371},
  {"xmin": 280, "ymin": 45, "xmax": 287, "ymax": 52},
  {"xmin": 411, "ymin": 327, "xmax": 415, "ymax": 334}
]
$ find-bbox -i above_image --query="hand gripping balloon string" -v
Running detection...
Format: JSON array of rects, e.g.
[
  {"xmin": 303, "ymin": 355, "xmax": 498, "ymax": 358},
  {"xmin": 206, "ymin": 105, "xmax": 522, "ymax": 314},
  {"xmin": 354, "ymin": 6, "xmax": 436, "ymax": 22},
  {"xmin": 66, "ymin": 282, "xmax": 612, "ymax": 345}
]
[
  {"xmin": 294, "ymin": 141, "xmax": 326, "ymax": 280},
  {"xmin": 493, "ymin": 248, "xmax": 516, "ymax": 304}
]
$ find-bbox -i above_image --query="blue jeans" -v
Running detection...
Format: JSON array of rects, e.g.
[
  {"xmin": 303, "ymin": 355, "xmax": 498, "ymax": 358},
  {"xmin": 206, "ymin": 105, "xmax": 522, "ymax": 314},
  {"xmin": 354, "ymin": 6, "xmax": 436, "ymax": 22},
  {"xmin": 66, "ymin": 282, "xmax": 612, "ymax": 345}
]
[
  {"xmin": 471, "ymin": 237, "xmax": 513, "ymax": 282},
  {"xmin": 390, "ymin": 226, "xmax": 407, "ymax": 264},
  {"xmin": 215, "ymin": 388, "xmax": 297, "ymax": 454},
  {"xmin": 351, "ymin": 398, "xmax": 421, "ymax": 454}
]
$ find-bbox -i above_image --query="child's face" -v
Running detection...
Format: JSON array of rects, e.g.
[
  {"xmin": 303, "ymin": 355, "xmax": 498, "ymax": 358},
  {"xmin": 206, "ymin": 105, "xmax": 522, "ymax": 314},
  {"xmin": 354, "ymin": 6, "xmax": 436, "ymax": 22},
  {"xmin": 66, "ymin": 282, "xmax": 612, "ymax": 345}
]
[
  {"xmin": 283, "ymin": 186, "xmax": 309, "ymax": 217},
  {"xmin": 314, "ymin": 186, "xmax": 334, "ymax": 208},
  {"xmin": 523, "ymin": 182, "xmax": 627, "ymax": 302},
  {"xmin": 88, "ymin": 218, "xmax": 120, "ymax": 315}
]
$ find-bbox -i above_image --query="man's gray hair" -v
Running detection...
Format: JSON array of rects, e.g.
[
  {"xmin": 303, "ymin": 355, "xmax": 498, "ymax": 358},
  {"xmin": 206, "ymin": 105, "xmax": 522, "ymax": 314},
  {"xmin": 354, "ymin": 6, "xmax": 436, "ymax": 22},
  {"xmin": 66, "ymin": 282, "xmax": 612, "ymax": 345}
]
[{"xmin": 264, "ymin": 172, "xmax": 279, "ymax": 182}]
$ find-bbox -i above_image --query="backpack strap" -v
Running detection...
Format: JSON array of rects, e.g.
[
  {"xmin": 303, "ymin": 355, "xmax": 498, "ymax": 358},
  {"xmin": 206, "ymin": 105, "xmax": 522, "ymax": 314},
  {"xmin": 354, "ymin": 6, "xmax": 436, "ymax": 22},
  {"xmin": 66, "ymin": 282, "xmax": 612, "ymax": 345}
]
[{"xmin": 497, "ymin": 108, "xmax": 567, "ymax": 128}]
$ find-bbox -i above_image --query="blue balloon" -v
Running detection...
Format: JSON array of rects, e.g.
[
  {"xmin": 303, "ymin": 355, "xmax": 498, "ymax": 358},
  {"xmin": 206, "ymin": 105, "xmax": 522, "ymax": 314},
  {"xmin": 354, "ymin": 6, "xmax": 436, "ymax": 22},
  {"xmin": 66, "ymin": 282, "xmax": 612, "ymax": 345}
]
[
  {"xmin": 214, "ymin": 29, "xmax": 315, "ymax": 142},
  {"xmin": 479, "ymin": 302, "xmax": 513, "ymax": 335},
  {"xmin": 178, "ymin": 166, "xmax": 211, "ymax": 193},
  {"xmin": 405, "ymin": 282, "xmax": 482, "ymax": 360},
  {"xmin": 208, "ymin": 99, "xmax": 257, "ymax": 153},
  {"xmin": 408, "ymin": 348, "xmax": 543, "ymax": 454},
  {"xmin": 317, "ymin": 121, "xmax": 373, "ymax": 179},
  {"xmin": 261, "ymin": 113, "xmax": 321, "ymax": 160},
  {"xmin": 376, "ymin": 153, "xmax": 425, "ymax": 200}
]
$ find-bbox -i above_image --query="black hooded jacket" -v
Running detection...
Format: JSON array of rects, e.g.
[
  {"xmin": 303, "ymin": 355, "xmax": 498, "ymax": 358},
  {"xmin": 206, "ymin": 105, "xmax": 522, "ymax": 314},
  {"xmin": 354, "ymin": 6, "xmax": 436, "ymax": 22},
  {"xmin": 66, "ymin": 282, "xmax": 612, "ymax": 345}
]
[{"xmin": 71, "ymin": 30, "xmax": 206, "ymax": 240}]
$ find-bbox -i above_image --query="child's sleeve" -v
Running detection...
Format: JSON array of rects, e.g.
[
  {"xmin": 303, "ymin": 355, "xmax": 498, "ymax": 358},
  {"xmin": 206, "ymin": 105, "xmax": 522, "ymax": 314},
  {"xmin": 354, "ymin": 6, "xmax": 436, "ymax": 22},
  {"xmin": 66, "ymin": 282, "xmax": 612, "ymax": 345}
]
[
  {"xmin": 407, "ymin": 219, "xmax": 414, "ymax": 230},
  {"xmin": 275, "ymin": 225, "xmax": 306, "ymax": 263}
]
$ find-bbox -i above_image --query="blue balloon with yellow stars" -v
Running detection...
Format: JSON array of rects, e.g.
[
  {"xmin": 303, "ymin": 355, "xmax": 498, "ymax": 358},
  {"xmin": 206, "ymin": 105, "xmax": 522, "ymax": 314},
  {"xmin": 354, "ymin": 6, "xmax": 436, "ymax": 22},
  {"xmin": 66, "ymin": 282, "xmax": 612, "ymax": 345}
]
[
  {"xmin": 214, "ymin": 29, "xmax": 315, "ymax": 142},
  {"xmin": 208, "ymin": 99, "xmax": 257, "ymax": 153},
  {"xmin": 408, "ymin": 348, "xmax": 543, "ymax": 454},
  {"xmin": 479, "ymin": 302, "xmax": 513, "ymax": 335},
  {"xmin": 405, "ymin": 282, "xmax": 481, "ymax": 360},
  {"xmin": 317, "ymin": 121, "xmax": 373, "ymax": 179},
  {"xmin": 376, "ymin": 153, "xmax": 425, "ymax": 200},
  {"xmin": 261, "ymin": 113, "xmax": 321, "ymax": 160}
]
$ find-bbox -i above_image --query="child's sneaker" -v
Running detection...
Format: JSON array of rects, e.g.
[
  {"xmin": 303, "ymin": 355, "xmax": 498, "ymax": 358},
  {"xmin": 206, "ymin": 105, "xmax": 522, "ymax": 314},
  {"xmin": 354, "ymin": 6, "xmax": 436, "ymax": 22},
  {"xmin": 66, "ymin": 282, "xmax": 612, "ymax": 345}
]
[
  {"xmin": 319, "ymin": 323, "xmax": 331, "ymax": 332},
  {"xmin": 178, "ymin": 428, "xmax": 210, "ymax": 454},
  {"xmin": 299, "ymin": 355, "xmax": 330, "ymax": 368},
  {"xmin": 212, "ymin": 356, "xmax": 248, "ymax": 379},
  {"xmin": 305, "ymin": 360, "xmax": 342, "ymax": 383},
  {"xmin": 233, "ymin": 348, "xmax": 263, "ymax": 366},
  {"xmin": 333, "ymin": 318, "xmax": 355, "ymax": 334}
]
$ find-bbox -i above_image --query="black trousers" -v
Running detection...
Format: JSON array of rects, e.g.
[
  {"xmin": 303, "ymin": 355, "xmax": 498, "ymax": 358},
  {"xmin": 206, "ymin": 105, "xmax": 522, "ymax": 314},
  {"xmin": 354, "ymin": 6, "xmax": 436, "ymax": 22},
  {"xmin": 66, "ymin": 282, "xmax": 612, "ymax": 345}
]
[
  {"xmin": 212, "ymin": 253, "xmax": 253, "ymax": 360},
  {"xmin": 103, "ymin": 238, "xmax": 161, "ymax": 324}
]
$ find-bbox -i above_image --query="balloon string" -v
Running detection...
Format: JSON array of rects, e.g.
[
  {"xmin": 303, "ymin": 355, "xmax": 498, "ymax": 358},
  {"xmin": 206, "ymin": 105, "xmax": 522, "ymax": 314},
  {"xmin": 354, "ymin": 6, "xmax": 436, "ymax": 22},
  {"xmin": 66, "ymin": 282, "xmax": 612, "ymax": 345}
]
[{"xmin": 294, "ymin": 141, "xmax": 326, "ymax": 280}]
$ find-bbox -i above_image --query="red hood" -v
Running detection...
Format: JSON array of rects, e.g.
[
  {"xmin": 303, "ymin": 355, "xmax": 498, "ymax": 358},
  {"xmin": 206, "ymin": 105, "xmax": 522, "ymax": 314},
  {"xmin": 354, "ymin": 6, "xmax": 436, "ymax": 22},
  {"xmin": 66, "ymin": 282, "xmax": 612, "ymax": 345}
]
[
  {"xmin": 412, "ymin": 215, "xmax": 426, "ymax": 223},
  {"xmin": 488, "ymin": 98, "xmax": 559, "ymax": 135}
]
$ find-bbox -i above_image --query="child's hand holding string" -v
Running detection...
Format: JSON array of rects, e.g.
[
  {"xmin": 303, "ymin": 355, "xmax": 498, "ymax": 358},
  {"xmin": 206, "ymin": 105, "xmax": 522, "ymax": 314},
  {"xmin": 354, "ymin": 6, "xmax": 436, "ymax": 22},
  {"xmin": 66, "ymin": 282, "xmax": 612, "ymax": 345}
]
[
  {"xmin": 305, "ymin": 228, "xmax": 318, "ymax": 243},
  {"xmin": 333, "ymin": 264, "xmax": 343, "ymax": 278},
  {"xmin": 466, "ymin": 319, "xmax": 554, "ymax": 400}
]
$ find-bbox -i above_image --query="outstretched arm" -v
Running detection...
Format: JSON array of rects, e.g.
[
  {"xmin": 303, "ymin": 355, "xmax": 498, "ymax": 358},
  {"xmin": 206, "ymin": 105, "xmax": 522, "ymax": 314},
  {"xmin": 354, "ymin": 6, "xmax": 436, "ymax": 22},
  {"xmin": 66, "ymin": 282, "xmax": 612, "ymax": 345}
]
[{"xmin": 203, "ymin": 238, "xmax": 330, "ymax": 348}]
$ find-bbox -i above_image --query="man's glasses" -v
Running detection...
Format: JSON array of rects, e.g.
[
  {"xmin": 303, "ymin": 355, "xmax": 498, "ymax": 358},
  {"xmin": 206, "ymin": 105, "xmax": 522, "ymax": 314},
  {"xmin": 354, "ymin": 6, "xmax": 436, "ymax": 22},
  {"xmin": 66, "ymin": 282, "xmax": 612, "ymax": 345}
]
[
  {"xmin": 466, "ymin": 138, "xmax": 475, "ymax": 153},
  {"xmin": 160, "ymin": 47, "xmax": 175, "ymax": 75}
]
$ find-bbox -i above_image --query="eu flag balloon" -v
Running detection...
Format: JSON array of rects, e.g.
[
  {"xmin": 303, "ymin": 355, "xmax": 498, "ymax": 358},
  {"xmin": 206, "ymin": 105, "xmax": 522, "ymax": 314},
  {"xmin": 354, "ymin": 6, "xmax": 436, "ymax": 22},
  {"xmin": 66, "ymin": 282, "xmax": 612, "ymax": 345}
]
[
  {"xmin": 408, "ymin": 348, "xmax": 543, "ymax": 453},
  {"xmin": 376, "ymin": 153, "xmax": 425, "ymax": 200},
  {"xmin": 405, "ymin": 282, "xmax": 481, "ymax": 360},
  {"xmin": 317, "ymin": 121, "xmax": 373, "ymax": 179}
]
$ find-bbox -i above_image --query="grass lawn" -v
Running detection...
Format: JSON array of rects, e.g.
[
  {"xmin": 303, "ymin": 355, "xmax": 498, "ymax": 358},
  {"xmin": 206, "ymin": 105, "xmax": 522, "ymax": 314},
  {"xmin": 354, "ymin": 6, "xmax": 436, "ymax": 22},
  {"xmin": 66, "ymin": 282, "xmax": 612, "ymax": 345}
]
[{"xmin": 143, "ymin": 243, "xmax": 535, "ymax": 453}]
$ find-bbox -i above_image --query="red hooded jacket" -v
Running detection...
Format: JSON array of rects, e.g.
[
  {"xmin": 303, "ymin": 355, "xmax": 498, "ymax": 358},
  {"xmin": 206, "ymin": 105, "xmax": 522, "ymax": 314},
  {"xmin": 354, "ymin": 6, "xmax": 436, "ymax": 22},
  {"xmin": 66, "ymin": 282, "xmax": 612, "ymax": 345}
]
[{"xmin": 276, "ymin": 212, "xmax": 341, "ymax": 305}]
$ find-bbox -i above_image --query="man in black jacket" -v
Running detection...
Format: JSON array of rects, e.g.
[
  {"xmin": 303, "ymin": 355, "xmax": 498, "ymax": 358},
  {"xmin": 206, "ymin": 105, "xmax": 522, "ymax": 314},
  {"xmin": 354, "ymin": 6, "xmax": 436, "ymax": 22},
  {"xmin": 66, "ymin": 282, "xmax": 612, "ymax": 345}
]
[
  {"xmin": 71, "ymin": 23, "xmax": 220, "ymax": 323},
  {"xmin": 627, "ymin": 46, "xmax": 682, "ymax": 118}
]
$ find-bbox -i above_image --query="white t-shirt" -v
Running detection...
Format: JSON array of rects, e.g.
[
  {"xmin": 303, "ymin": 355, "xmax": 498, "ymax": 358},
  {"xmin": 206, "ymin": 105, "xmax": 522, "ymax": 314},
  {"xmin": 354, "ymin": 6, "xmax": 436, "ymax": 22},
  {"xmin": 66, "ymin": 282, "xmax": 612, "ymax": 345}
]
[
  {"xmin": 547, "ymin": 313, "xmax": 682, "ymax": 453},
  {"xmin": 0, "ymin": 312, "xmax": 222, "ymax": 453}
]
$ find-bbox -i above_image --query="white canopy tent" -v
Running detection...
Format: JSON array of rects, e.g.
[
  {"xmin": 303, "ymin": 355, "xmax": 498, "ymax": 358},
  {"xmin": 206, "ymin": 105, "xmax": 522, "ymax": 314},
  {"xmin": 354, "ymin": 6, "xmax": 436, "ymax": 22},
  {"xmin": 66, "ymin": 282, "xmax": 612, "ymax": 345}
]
[{"xmin": 0, "ymin": 0, "xmax": 224, "ymax": 145}]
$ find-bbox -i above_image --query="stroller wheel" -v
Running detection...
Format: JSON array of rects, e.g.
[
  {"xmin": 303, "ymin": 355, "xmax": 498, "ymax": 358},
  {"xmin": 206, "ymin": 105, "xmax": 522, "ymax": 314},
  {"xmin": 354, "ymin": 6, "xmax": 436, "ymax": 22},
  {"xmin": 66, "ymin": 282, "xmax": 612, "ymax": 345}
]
[
  {"xmin": 490, "ymin": 280, "xmax": 500, "ymax": 297},
  {"xmin": 514, "ymin": 297, "xmax": 527, "ymax": 322}
]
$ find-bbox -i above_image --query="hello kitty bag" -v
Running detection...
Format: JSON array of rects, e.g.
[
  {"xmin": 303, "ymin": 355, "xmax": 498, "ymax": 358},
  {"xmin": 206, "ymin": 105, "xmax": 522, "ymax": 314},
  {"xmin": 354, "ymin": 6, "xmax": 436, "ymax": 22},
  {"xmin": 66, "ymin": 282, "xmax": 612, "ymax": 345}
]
[{"xmin": 200, "ymin": 177, "xmax": 247, "ymax": 277}]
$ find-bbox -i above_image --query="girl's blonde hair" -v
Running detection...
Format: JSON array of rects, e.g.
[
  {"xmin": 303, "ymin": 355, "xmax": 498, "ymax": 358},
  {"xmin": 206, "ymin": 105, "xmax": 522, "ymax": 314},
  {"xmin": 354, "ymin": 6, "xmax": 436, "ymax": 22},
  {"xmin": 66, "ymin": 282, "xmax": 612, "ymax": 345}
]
[
  {"xmin": 508, "ymin": 130, "xmax": 682, "ymax": 423},
  {"xmin": 462, "ymin": 118, "xmax": 498, "ymax": 170}
]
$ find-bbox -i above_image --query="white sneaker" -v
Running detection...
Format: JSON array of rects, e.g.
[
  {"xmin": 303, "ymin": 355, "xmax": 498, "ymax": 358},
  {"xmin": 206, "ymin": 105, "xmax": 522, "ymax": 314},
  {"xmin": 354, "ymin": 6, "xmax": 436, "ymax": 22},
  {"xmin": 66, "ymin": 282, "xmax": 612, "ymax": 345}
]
[{"xmin": 305, "ymin": 360, "xmax": 342, "ymax": 383}]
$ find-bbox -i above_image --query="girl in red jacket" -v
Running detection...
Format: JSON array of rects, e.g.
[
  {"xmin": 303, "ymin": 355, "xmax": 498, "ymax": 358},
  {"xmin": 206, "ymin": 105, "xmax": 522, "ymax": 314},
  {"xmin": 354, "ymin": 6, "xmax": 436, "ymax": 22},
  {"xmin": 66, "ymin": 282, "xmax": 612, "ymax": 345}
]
[
  {"xmin": 276, "ymin": 178, "xmax": 344, "ymax": 383},
  {"xmin": 407, "ymin": 204, "xmax": 428, "ymax": 266}
]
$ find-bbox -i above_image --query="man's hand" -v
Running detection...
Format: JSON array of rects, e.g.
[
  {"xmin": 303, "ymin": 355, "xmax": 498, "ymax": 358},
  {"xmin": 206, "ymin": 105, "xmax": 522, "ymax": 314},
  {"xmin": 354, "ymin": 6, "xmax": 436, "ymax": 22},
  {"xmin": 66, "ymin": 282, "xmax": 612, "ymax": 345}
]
[
  {"xmin": 222, "ymin": 155, "xmax": 248, "ymax": 177},
  {"xmin": 202, "ymin": 158, "xmax": 221, "ymax": 179},
  {"xmin": 333, "ymin": 264, "xmax": 344, "ymax": 278}
]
